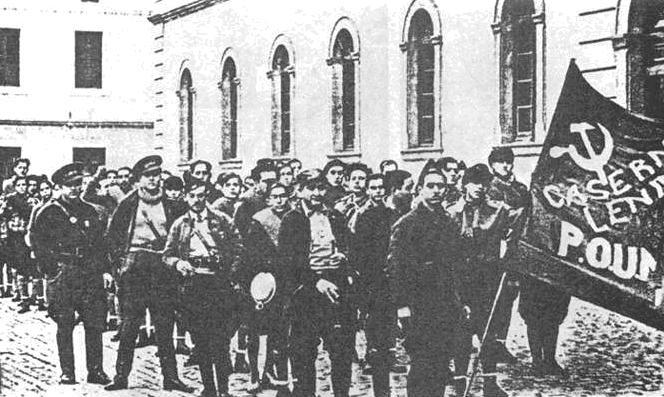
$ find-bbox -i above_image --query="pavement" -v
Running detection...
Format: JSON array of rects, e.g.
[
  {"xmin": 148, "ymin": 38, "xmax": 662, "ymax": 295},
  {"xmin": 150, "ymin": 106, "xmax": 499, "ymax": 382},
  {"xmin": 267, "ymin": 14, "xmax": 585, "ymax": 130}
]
[{"xmin": 1, "ymin": 295, "xmax": 664, "ymax": 397}]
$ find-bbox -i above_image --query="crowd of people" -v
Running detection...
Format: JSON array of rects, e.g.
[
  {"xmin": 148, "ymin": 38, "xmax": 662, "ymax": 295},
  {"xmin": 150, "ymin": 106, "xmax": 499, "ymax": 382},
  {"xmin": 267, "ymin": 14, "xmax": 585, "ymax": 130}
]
[{"xmin": 0, "ymin": 149, "xmax": 572, "ymax": 397}]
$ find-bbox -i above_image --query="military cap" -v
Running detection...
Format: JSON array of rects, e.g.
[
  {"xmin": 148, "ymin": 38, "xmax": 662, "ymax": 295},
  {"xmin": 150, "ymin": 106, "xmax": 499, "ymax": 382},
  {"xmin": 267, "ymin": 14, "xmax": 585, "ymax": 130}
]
[
  {"xmin": 296, "ymin": 168, "xmax": 325, "ymax": 188},
  {"xmin": 132, "ymin": 155, "xmax": 162, "ymax": 176},
  {"xmin": 52, "ymin": 162, "xmax": 84, "ymax": 186},
  {"xmin": 488, "ymin": 146, "xmax": 515, "ymax": 165},
  {"xmin": 462, "ymin": 163, "xmax": 493, "ymax": 186}
]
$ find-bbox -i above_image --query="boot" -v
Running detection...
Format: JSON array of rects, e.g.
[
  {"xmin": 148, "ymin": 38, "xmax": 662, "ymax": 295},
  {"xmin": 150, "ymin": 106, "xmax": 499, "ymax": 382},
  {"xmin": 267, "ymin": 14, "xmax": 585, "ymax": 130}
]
[
  {"xmin": 17, "ymin": 299, "xmax": 31, "ymax": 314},
  {"xmin": 59, "ymin": 373, "xmax": 77, "ymax": 385},
  {"xmin": 104, "ymin": 376, "xmax": 128, "ymax": 390},
  {"xmin": 482, "ymin": 376, "xmax": 507, "ymax": 397},
  {"xmin": 135, "ymin": 328, "xmax": 154, "ymax": 348},
  {"xmin": 492, "ymin": 340, "xmax": 517, "ymax": 364},
  {"xmin": 543, "ymin": 359, "xmax": 568, "ymax": 377}
]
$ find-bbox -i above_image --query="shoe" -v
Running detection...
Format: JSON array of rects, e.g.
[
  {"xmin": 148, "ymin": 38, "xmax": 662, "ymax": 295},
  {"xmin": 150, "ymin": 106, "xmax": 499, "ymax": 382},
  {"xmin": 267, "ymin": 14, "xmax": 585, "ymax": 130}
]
[
  {"xmin": 492, "ymin": 341, "xmax": 518, "ymax": 364},
  {"xmin": 59, "ymin": 373, "xmax": 77, "ymax": 385},
  {"xmin": 105, "ymin": 320, "xmax": 119, "ymax": 332},
  {"xmin": 219, "ymin": 393, "xmax": 232, "ymax": 397},
  {"xmin": 185, "ymin": 353, "xmax": 199, "ymax": 367},
  {"xmin": 12, "ymin": 294, "xmax": 21, "ymax": 302},
  {"xmin": 175, "ymin": 343, "xmax": 192, "ymax": 356},
  {"xmin": 543, "ymin": 360, "xmax": 568, "ymax": 377},
  {"xmin": 104, "ymin": 377, "xmax": 128, "ymax": 391},
  {"xmin": 135, "ymin": 330, "xmax": 155, "ymax": 348},
  {"xmin": 233, "ymin": 356, "xmax": 250, "ymax": 373},
  {"xmin": 87, "ymin": 371, "xmax": 111, "ymax": 384},
  {"xmin": 246, "ymin": 381, "xmax": 261, "ymax": 393},
  {"xmin": 110, "ymin": 331, "xmax": 121, "ymax": 342},
  {"xmin": 1, "ymin": 288, "xmax": 12, "ymax": 298},
  {"xmin": 17, "ymin": 302, "xmax": 30, "ymax": 314},
  {"xmin": 37, "ymin": 300, "xmax": 47, "ymax": 311},
  {"xmin": 530, "ymin": 360, "xmax": 544, "ymax": 377},
  {"xmin": 163, "ymin": 377, "xmax": 194, "ymax": 392}
]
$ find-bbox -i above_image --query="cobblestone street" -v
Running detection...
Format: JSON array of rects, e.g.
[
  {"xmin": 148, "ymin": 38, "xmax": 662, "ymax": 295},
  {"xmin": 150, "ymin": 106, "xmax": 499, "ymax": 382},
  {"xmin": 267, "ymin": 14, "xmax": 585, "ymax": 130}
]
[{"xmin": 1, "ymin": 295, "xmax": 664, "ymax": 397}]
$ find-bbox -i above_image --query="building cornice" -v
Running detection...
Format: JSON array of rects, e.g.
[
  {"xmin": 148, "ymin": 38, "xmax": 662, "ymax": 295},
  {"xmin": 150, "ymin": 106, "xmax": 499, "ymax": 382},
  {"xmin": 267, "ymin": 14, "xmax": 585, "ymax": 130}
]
[
  {"xmin": 0, "ymin": 120, "xmax": 154, "ymax": 129},
  {"xmin": 148, "ymin": 0, "xmax": 228, "ymax": 25}
]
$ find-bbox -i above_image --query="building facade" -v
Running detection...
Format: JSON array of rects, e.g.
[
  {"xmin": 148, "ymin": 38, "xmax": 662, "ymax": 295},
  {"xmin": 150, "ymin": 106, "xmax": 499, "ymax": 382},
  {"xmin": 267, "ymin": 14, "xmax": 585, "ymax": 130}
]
[
  {"xmin": 0, "ymin": 0, "xmax": 154, "ymax": 178},
  {"xmin": 148, "ymin": 0, "xmax": 662, "ymax": 183}
]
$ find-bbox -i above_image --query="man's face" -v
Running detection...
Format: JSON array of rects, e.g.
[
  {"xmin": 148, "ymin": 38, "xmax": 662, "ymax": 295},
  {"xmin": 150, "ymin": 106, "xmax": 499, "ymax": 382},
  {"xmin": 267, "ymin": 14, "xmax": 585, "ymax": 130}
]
[
  {"xmin": 14, "ymin": 179, "xmax": 27, "ymax": 195},
  {"xmin": 442, "ymin": 163, "xmax": 460, "ymax": 186},
  {"xmin": 490, "ymin": 161, "xmax": 513, "ymax": 179},
  {"xmin": 117, "ymin": 170, "xmax": 131, "ymax": 187},
  {"xmin": 290, "ymin": 161, "xmax": 302, "ymax": 176},
  {"xmin": 138, "ymin": 169, "xmax": 161, "ymax": 191},
  {"xmin": 192, "ymin": 164, "xmax": 211, "ymax": 183},
  {"xmin": 222, "ymin": 177, "xmax": 241, "ymax": 199},
  {"xmin": 367, "ymin": 178, "xmax": 386, "ymax": 204},
  {"xmin": 60, "ymin": 179, "xmax": 82, "ymax": 200},
  {"xmin": 348, "ymin": 170, "xmax": 367, "ymax": 195},
  {"xmin": 14, "ymin": 161, "xmax": 28, "ymax": 177},
  {"xmin": 27, "ymin": 180, "xmax": 38, "ymax": 195},
  {"xmin": 165, "ymin": 188, "xmax": 182, "ymax": 201},
  {"xmin": 326, "ymin": 166, "xmax": 344, "ymax": 187},
  {"xmin": 97, "ymin": 179, "xmax": 111, "ymax": 196},
  {"xmin": 465, "ymin": 182, "xmax": 486, "ymax": 202},
  {"xmin": 398, "ymin": 177, "xmax": 415, "ymax": 195},
  {"xmin": 39, "ymin": 182, "xmax": 52, "ymax": 201},
  {"xmin": 268, "ymin": 186, "xmax": 290, "ymax": 213},
  {"xmin": 279, "ymin": 166, "xmax": 294, "ymax": 187},
  {"xmin": 185, "ymin": 185, "xmax": 207, "ymax": 213},
  {"xmin": 420, "ymin": 174, "xmax": 446, "ymax": 207},
  {"xmin": 300, "ymin": 183, "xmax": 327, "ymax": 209},
  {"xmin": 244, "ymin": 177, "xmax": 256, "ymax": 191},
  {"xmin": 257, "ymin": 171, "xmax": 277, "ymax": 195},
  {"xmin": 106, "ymin": 172, "xmax": 118, "ymax": 185}
]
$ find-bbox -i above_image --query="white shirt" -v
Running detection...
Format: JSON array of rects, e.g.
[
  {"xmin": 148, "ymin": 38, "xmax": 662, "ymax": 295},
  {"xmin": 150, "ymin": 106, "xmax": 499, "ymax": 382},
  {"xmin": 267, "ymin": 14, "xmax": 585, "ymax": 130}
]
[{"xmin": 188, "ymin": 209, "xmax": 217, "ymax": 258}]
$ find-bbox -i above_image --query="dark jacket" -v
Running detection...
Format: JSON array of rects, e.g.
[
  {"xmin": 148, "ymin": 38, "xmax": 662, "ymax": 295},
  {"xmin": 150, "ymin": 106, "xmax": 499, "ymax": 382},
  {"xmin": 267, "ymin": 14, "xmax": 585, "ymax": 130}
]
[
  {"xmin": 106, "ymin": 190, "xmax": 186, "ymax": 266},
  {"xmin": 387, "ymin": 202, "xmax": 463, "ymax": 313},
  {"xmin": 352, "ymin": 202, "xmax": 397, "ymax": 289},
  {"xmin": 488, "ymin": 176, "xmax": 529, "ymax": 209},
  {"xmin": 162, "ymin": 208, "xmax": 244, "ymax": 286},
  {"xmin": 32, "ymin": 197, "xmax": 108, "ymax": 274},
  {"xmin": 277, "ymin": 202, "xmax": 349, "ymax": 293}
]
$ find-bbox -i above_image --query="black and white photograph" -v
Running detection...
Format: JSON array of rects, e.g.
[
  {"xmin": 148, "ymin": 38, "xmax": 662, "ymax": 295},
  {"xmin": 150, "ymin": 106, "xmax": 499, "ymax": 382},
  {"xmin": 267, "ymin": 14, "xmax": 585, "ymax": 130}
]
[{"xmin": 2, "ymin": 0, "xmax": 664, "ymax": 396}]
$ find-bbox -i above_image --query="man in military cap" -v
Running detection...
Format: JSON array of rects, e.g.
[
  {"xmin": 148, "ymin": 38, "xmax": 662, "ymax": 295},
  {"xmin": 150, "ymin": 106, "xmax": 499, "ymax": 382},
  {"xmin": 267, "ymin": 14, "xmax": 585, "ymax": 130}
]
[
  {"xmin": 279, "ymin": 169, "xmax": 354, "ymax": 397},
  {"xmin": 31, "ymin": 162, "xmax": 111, "ymax": 385},
  {"xmin": 105, "ymin": 155, "xmax": 191, "ymax": 392},
  {"xmin": 163, "ymin": 178, "xmax": 244, "ymax": 397},
  {"xmin": 447, "ymin": 163, "xmax": 525, "ymax": 397}
]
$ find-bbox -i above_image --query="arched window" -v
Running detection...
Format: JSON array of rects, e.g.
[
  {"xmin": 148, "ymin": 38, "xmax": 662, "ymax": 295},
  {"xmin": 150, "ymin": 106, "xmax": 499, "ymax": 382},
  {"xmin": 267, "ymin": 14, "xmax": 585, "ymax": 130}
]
[
  {"xmin": 405, "ymin": 9, "xmax": 436, "ymax": 147},
  {"xmin": 220, "ymin": 57, "xmax": 238, "ymax": 159},
  {"xmin": 329, "ymin": 28, "xmax": 358, "ymax": 151},
  {"xmin": 178, "ymin": 69, "xmax": 194, "ymax": 161},
  {"xmin": 626, "ymin": 1, "xmax": 664, "ymax": 118},
  {"xmin": 268, "ymin": 44, "xmax": 293, "ymax": 156},
  {"xmin": 499, "ymin": 0, "xmax": 536, "ymax": 143}
]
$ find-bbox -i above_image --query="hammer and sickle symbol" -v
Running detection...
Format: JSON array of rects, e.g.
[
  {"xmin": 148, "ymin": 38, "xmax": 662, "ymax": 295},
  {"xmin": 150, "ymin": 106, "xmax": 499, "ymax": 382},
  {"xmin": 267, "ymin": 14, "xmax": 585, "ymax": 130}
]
[{"xmin": 549, "ymin": 122, "xmax": 614, "ymax": 184}]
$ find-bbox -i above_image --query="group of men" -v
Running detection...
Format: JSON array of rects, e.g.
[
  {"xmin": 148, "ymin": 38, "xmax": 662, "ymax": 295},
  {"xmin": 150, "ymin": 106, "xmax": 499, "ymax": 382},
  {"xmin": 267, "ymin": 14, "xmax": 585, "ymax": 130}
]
[{"xmin": 2, "ymin": 147, "xmax": 571, "ymax": 397}]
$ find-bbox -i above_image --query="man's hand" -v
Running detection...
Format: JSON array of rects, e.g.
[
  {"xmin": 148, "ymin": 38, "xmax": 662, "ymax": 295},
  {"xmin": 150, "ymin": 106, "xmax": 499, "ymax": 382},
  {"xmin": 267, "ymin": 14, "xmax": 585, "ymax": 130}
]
[
  {"xmin": 397, "ymin": 306, "xmax": 411, "ymax": 318},
  {"xmin": 462, "ymin": 305, "xmax": 471, "ymax": 319},
  {"xmin": 102, "ymin": 273, "xmax": 113, "ymax": 289},
  {"xmin": 330, "ymin": 252, "xmax": 347, "ymax": 262},
  {"xmin": 397, "ymin": 306, "xmax": 412, "ymax": 335},
  {"xmin": 176, "ymin": 260, "xmax": 195, "ymax": 276},
  {"xmin": 316, "ymin": 278, "xmax": 340, "ymax": 303}
]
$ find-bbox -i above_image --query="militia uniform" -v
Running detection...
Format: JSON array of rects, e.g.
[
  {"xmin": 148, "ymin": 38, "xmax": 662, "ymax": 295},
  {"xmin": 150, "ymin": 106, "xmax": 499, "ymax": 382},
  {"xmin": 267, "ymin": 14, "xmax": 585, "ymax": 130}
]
[
  {"xmin": 163, "ymin": 193, "xmax": 244, "ymax": 397},
  {"xmin": 387, "ymin": 200, "xmax": 465, "ymax": 397},
  {"xmin": 104, "ymin": 155, "xmax": 190, "ymax": 392},
  {"xmin": 31, "ymin": 163, "xmax": 110, "ymax": 385},
  {"xmin": 279, "ymin": 173, "xmax": 354, "ymax": 397}
]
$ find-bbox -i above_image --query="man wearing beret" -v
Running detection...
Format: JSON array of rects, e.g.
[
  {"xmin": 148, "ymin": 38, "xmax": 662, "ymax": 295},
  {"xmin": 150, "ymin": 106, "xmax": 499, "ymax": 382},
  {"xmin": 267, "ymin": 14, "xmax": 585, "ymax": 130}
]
[
  {"xmin": 105, "ymin": 155, "xmax": 191, "ymax": 392},
  {"xmin": 31, "ymin": 162, "xmax": 111, "ymax": 385},
  {"xmin": 163, "ymin": 179, "xmax": 244, "ymax": 397},
  {"xmin": 446, "ymin": 163, "xmax": 525, "ymax": 397},
  {"xmin": 387, "ymin": 167, "xmax": 466, "ymax": 397},
  {"xmin": 279, "ymin": 169, "xmax": 354, "ymax": 397}
]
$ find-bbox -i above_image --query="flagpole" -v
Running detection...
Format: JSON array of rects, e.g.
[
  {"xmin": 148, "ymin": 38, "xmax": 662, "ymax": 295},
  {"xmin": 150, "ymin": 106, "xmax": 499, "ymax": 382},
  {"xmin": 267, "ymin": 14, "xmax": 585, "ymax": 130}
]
[{"xmin": 463, "ymin": 271, "xmax": 508, "ymax": 397}]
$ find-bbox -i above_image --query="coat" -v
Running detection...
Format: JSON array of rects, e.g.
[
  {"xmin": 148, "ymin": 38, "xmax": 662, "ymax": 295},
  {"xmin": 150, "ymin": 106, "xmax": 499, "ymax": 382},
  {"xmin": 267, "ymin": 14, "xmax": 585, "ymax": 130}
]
[{"xmin": 352, "ymin": 202, "xmax": 397, "ymax": 290}]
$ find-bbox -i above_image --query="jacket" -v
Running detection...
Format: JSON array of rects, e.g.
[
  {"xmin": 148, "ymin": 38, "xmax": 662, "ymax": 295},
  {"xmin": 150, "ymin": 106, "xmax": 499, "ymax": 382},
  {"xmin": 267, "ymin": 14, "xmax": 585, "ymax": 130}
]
[
  {"xmin": 162, "ymin": 207, "xmax": 243, "ymax": 285},
  {"xmin": 352, "ymin": 202, "xmax": 397, "ymax": 288}
]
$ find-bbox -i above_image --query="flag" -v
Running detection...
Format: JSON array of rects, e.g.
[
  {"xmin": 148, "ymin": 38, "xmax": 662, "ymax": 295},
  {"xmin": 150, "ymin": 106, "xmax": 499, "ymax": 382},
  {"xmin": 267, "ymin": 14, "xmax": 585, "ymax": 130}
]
[{"xmin": 513, "ymin": 59, "xmax": 664, "ymax": 330}]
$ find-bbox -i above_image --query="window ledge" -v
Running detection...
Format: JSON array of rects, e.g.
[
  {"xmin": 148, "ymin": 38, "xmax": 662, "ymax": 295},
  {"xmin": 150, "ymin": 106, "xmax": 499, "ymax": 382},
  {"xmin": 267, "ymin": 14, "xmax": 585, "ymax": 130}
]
[
  {"xmin": 495, "ymin": 142, "xmax": 543, "ymax": 158},
  {"xmin": 326, "ymin": 151, "xmax": 362, "ymax": 160},
  {"xmin": 70, "ymin": 88, "xmax": 109, "ymax": 98},
  {"xmin": 400, "ymin": 146, "xmax": 444, "ymax": 162},
  {"xmin": 218, "ymin": 158, "xmax": 243, "ymax": 170},
  {"xmin": 0, "ymin": 86, "xmax": 27, "ymax": 96}
]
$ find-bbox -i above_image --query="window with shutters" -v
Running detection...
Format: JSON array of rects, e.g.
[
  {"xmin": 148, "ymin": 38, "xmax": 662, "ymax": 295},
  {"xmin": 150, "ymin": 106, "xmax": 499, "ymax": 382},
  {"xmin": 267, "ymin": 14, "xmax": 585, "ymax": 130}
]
[
  {"xmin": 498, "ymin": 0, "xmax": 536, "ymax": 143},
  {"xmin": 220, "ymin": 57, "xmax": 238, "ymax": 159},
  {"xmin": 405, "ymin": 10, "xmax": 437, "ymax": 148},
  {"xmin": 75, "ymin": 31, "xmax": 102, "ymax": 89},
  {"xmin": 0, "ymin": 28, "xmax": 19, "ymax": 87},
  {"xmin": 178, "ymin": 69, "xmax": 194, "ymax": 162},
  {"xmin": 329, "ymin": 28, "xmax": 358, "ymax": 152},
  {"xmin": 268, "ymin": 44, "xmax": 294, "ymax": 156}
]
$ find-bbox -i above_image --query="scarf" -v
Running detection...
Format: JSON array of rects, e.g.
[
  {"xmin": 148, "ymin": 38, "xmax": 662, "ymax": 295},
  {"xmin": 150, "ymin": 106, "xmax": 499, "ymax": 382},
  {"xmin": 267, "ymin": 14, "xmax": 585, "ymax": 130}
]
[{"xmin": 137, "ymin": 187, "xmax": 163, "ymax": 204}]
